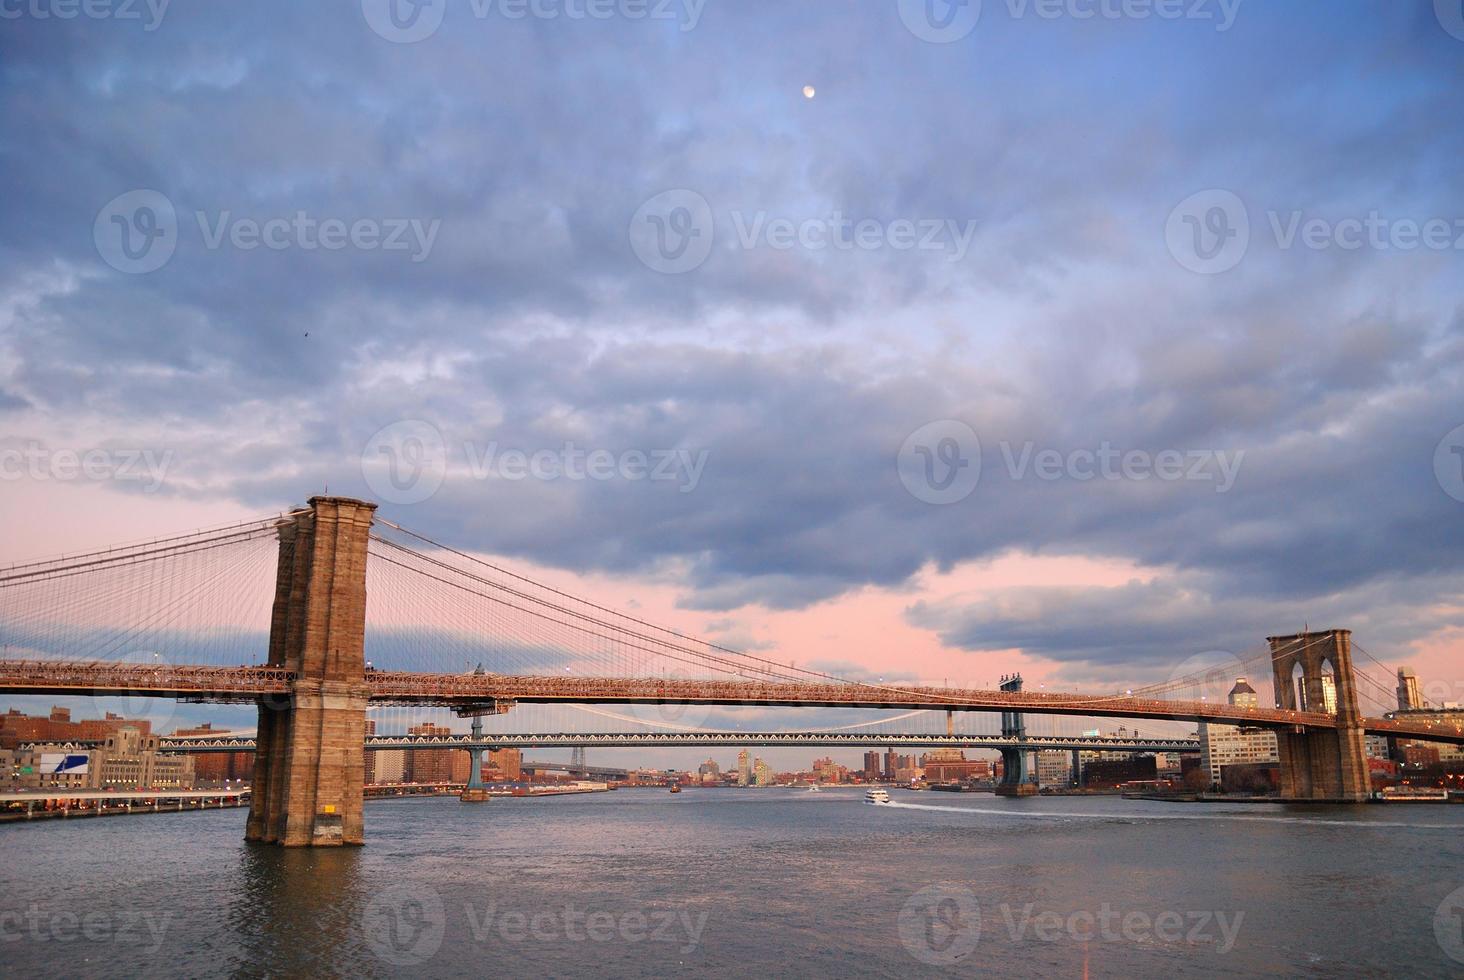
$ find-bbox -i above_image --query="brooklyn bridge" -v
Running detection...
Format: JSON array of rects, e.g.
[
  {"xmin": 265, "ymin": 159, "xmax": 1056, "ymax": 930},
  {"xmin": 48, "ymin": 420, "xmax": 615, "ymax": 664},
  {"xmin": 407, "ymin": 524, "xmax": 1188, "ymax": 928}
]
[{"xmin": 2, "ymin": 496, "xmax": 1460, "ymax": 846}]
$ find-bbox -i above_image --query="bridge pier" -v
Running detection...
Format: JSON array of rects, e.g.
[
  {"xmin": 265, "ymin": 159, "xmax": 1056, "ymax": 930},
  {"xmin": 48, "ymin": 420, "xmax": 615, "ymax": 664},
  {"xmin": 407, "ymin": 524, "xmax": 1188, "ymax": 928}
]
[
  {"xmin": 246, "ymin": 496, "xmax": 376, "ymax": 846},
  {"xmin": 995, "ymin": 674, "xmax": 1035, "ymax": 796},
  {"xmin": 1268, "ymin": 629, "xmax": 1370, "ymax": 802}
]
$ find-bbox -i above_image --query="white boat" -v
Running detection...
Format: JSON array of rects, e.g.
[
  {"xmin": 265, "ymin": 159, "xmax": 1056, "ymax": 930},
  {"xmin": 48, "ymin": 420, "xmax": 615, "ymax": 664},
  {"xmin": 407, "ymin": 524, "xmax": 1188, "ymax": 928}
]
[
  {"xmin": 807, "ymin": 784, "xmax": 821, "ymax": 792},
  {"xmin": 864, "ymin": 788, "xmax": 891, "ymax": 805}
]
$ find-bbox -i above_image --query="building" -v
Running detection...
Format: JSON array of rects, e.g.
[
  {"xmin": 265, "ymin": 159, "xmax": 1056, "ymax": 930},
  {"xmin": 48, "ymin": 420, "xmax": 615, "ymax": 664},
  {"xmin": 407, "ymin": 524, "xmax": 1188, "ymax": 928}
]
[
  {"xmin": 737, "ymin": 749, "xmax": 751, "ymax": 786},
  {"xmin": 373, "ymin": 750, "xmax": 406, "ymax": 784},
  {"xmin": 920, "ymin": 748, "xmax": 990, "ymax": 783},
  {"xmin": 173, "ymin": 723, "xmax": 253, "ymax": 786},
  {"xmin": 752, "ymin": 757, "xmax": 773, "ymax": 787},
  {"xmin": 90, "ymin": 726, "xmax": 194, "ymax": 790},
  {"xmin": 404, "ymin": 723, "xmax": 459, "ymax": 783},
  {"xmin": 882, "ymin": 748, "xmax": 898, "ymax": 780},
  {"xmin": 1199, "ymin": 678, "xmax": 1278, "ymax": 788},
  {"xmin": 811, "ymin": 756, "xmax": 848, "ymax": 783},
  {"xmin": 1396, "ymin": 667, "xmax": 1423, "ymax": 710},
  {"xmin": 1385, "ymin": 706, "xmax": 1464, "ymax": 763},
  {"xmin": 2, "ymin": 744, "xmax": 91, "ymax": 790},
  {"xmin": 862, "ymin": 751, "xmax": 881, "ymax": 781},
  {"xmin": 1297, "ymin": 674, "xmax": 1337, "ymax": 713},
  {"xmin": 1, "ymin": 705, "xmax": 152, "ymax": 750},
  {"xmin": 487, "ymin": 748, "xmax": 522, "ymax": 781},
  {"xmin": 1035, "ymin": 751, "xmax": 1073, "ymax": 787},
  {"xmin": 1082, "ymin": 756, "xmax": 1157, "ymax": 788},
  {"xmin": 698, "ymin": 758, "xmax": 720, "ymax": 784}
]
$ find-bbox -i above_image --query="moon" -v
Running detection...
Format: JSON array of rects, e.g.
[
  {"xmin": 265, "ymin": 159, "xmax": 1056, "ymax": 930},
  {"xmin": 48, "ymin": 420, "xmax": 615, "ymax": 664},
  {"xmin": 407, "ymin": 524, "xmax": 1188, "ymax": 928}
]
[{"xmin": 802, "ymin": 85, "xmax": 816, "ymax": 99}]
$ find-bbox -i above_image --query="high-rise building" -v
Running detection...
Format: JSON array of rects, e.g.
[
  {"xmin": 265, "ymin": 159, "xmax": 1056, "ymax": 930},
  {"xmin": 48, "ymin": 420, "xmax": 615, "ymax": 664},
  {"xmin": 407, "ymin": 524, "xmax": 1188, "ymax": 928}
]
[
  {"xmin": 1199, "ymin": 678, "xmax": 1278, "ymax": 787},
  {"xmin": 752, "ymin": 757, "xmax": 773, "ymax": 787},
  {"xmin": 862, "ymin": 751, "xmax": 881, "ymax": 780},
  {"xmin": 1297, "ymin": 674, "xmax": 1337, "ymax": 713},
  {"xmin": 882, "ymin": 748, "xmax": 898, "ymax": 779},
  {"xmin": 1397, "ymin": 667, "xmax": 1423, "ymax": 710},
  {"xmin": 737, "ymin": 749, "xmax": 751, "ymax": 786},
  {"xmin": 487, "ymin": 748, "xmax": 522, "ymax": 781},
  {"xmin": 405, "ymin": 723, "xmax": 457, "ymax": 783},
  {"xmin": 374, "ymin": 750, "xmax": 406, "ymax": 784},
  {"xmin": 811, "ymin": 756, "xmax": 848, "ymax": 783}
]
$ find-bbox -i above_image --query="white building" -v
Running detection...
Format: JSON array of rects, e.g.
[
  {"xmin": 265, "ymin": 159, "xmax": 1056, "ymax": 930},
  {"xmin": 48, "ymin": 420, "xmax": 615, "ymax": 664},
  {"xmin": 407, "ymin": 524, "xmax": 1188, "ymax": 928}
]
[
  {"xmin": 1035, "ymin": 751, "xmax": 1072, "ymax": 787},
  {"xmin": 1198, "ymin": 678, "xmax": 1278, "ymax": 787}
]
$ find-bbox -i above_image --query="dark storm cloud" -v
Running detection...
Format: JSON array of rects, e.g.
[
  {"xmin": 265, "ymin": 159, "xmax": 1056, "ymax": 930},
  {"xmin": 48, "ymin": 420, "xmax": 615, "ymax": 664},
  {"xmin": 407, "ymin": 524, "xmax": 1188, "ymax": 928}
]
[{"xmin": 1, "ymin": 1, "xmax": 1462, "ymax": 675}]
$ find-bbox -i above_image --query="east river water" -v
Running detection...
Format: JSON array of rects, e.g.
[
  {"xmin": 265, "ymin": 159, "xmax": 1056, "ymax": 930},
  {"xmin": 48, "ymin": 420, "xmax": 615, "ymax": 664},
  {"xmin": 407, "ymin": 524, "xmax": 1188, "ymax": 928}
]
[{"xmin": 2, "ymin": 789, "xmax": 1462, "ymax": 977}]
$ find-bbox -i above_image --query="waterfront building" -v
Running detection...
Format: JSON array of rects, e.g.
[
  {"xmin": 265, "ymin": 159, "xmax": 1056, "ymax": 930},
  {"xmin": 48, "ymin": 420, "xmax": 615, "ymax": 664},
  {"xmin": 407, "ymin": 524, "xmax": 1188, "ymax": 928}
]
[
  {"xmin": 487, "ymin": 748, "xmax": 522, "ymax": 781},
  {"xmin": 173, "ymin": 723, "xmax": 254, "ymax": 786},
  {"xmin": 373, "ymin": 750, "xmax": 405, "ymax": 784},
  {"xmin": 90, "ymin": 726, "xmax": 194, "ymax": 790},
  {"xmin": 1035, "ymin": 751, "xmax": 1073, "ymax": 787},
  {"xmin": 737, "ymin": 749, "xmax": 751, "ymax": 786},
  {"xmin": 1199, "ymin": 678, "xmax": 1278, "ymax": 788},
  {"xmin": 862, "ymin": 751, "xmax": 880, "ymax": 780},
  {"xmin": 811, "ymin": 756, "xmax": 848, "ymax": 783},
  {"xmin": 920, "ymin": 748, "xmax": 990, "ymax": 782},
  {"xmin": 752, "ymin": 758, "xmax": 772, "ymax": 786},
  {"xmin": 404, "ymin": 723, "xmax": 458, "ymax": 783}
]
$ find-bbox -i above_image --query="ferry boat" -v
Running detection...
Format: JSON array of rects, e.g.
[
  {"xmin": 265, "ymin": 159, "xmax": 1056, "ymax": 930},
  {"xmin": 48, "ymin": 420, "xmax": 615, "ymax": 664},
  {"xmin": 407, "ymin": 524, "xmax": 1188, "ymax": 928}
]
[
  {"xmin": 864, "ymin": 788, "xmax": 891, "ymax": 805},
  {"xmin": 807, "ymin": 784, "xmax": 821, "ymax": 793},
  {"xmin": 669, "ymin": 784, "xmax": 681, "ymax": 794}
]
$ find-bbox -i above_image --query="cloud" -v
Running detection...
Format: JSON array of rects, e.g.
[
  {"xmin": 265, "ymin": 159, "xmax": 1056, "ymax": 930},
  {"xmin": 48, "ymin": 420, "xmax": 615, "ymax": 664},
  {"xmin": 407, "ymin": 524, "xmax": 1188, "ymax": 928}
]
[{"xmin": 0, "ymin": 0, "xmax": 1461, "ymax": 683}]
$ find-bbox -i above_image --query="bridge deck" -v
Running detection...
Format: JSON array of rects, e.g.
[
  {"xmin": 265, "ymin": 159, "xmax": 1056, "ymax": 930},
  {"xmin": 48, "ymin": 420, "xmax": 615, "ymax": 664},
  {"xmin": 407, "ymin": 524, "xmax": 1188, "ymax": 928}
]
[{"xmin": 2, "ymin": 660, "xmax": 1460, "ymax": 744}]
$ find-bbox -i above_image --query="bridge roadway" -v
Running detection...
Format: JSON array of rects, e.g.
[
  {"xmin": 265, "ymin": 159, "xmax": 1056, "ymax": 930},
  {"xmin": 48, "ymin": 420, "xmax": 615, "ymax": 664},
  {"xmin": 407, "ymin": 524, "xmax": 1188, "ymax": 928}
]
[
  {"xmin": 3, "ymin": 660, "xmax": 1462, "ymax": 744},
  {"xmin": 25, "ymin": 732, "xmax": 1203, "ymax": 754}
]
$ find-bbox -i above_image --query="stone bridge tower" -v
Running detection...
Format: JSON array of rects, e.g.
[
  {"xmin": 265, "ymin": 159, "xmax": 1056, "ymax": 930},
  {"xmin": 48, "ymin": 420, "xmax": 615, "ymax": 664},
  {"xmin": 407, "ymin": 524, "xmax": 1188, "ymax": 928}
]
[
  {"xmin": 246, "ymin": 496, "xmax": 376, "ymax": 846},
  {"xmin": 1267, "ymin": 629, "xmax": 1370, "ymax": 802}
]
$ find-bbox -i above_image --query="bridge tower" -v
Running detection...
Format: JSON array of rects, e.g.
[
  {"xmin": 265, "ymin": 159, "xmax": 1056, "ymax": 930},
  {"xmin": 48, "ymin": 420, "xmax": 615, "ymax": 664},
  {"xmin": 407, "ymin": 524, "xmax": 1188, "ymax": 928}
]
[
  {"xmin": 1267, "ymin": 629, "xmax": 1370, "ymax": 802},
  {"xmin": 997, "ymin": 673, "xmax": 1030, "ymax": 789},
  {"xmin": 246, "ymin": 496, "xmax": 376, "ymax": 846}
]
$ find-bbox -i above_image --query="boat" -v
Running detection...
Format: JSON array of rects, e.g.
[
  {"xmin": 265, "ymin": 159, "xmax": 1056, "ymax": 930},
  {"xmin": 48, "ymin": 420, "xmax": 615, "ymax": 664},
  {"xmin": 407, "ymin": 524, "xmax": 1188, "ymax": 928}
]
[
  {"xmin": 864, "ymin": 788, "xmax": 891, "ymax": 805},
  {"xmin": 1375, "ymin": 786, "xmax": 1448, "ymax": 802},
  {"xmin": 807, "ymin": 784, "xmax": 821, "ymax": 793},
  {"xmin": 668, "ymin": 784, "xmax": 681, "ymax": 794}
]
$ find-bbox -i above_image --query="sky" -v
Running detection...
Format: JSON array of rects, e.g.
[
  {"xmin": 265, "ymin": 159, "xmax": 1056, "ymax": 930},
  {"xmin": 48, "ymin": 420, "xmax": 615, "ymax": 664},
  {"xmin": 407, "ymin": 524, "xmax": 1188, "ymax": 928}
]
[{"xmin": 1, "ymin": 1, "xmax": 1462, "ymax": 770}]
